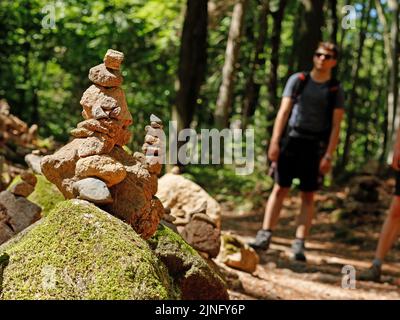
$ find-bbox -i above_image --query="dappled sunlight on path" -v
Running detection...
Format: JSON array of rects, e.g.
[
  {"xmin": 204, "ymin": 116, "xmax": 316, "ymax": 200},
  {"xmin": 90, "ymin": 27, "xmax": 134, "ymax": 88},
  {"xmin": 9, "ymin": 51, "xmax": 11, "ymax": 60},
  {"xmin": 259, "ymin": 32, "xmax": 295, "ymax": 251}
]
[{"xmin": 221, "ymin": 191, "xmax": 400, "ymax": 300}]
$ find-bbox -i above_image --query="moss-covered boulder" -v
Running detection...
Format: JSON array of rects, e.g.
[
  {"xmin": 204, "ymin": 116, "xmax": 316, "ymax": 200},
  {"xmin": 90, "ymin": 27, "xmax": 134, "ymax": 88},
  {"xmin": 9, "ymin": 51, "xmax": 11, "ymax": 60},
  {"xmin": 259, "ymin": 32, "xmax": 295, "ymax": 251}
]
[
  {"xmin": 0, "ymin": 199, "xmax": 228, "ymax": 300},
  {"xmin": 8, "ymin": 175, "xmax": 64, "ymax": 216},
  {"xmin": 0, "ymin": 200, "xmax": 176, "ymax": 299},
  {"xmin": 148, "ymin": 225, "xmax": 229, "ymax": 300}
]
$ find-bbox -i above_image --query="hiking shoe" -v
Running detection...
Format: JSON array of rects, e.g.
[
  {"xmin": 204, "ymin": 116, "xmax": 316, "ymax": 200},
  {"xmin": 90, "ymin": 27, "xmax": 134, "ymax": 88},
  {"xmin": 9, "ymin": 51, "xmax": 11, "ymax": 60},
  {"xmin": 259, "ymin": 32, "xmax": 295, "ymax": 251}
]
[
  {"xmin": 249, "ymin": 229, "xmax": 272, "ymax": 251},
  {"xmin": 291, "ymin": 239, "xmax": 307, "ymax": 262},
  {"xmin": 358, "ymin": 265, "xmax": 381, "ymax": 282}
]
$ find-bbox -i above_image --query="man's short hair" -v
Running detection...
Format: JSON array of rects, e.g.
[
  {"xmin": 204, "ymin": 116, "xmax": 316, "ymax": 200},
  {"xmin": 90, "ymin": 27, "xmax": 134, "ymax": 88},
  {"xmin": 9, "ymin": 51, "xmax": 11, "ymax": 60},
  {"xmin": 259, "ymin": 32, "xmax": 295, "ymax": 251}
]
[{"xmin": 317, "ymin": 42, "xmax": 339, "ymax": 59}]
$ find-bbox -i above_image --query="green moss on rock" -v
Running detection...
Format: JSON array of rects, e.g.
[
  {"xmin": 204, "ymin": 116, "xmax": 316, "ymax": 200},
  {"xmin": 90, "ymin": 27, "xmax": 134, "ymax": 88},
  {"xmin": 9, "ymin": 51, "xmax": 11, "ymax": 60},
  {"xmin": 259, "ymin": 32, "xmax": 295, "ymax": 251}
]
[
  {"xmin": 0, "ymin": 200, "xmax": 175, "ymax": 300},
  {"xmin": 8, "ymin": 175, "xmax": 64, "ymax": 216},
  {"xmin": 221, "ymin": 233, "xmax": 243, "ymax": 256},
  {"xmin": 148, "ymin": 224, "xmax": 229, "ymax": 300},
  {"xmin": 28, "ymin": 175, "xmax": 65, "ymax": 216}
]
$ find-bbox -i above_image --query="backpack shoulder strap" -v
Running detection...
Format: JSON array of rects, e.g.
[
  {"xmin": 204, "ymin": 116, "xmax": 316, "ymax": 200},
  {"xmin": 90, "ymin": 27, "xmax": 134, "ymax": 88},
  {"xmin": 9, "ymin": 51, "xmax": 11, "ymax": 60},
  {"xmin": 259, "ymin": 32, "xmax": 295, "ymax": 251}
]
[
  {"xmin": 321, "ymin": 78, "xmax": 341, "ymax": 142},
  {"xmin": 327, "ymin": 78, "xmax": 340, "ymax": 110},
  {"xmin": 283, "ymin": 72, "xmax": 309, "ymax": 141},
  {"xmin": 291, "ymin": 71, "xmax": 310, "ymax": 100},
  {"xmin": 328, "ymin": 78, "xmax": 340, "ymax": 92}
]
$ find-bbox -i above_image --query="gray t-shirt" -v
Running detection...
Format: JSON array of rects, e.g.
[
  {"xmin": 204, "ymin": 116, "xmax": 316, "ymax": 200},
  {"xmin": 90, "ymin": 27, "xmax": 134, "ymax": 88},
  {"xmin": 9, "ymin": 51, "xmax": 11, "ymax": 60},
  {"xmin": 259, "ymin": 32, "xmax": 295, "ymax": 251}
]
[{"xmin": 282, "ymin": 72, "xmax": 345, "ymax": 139}]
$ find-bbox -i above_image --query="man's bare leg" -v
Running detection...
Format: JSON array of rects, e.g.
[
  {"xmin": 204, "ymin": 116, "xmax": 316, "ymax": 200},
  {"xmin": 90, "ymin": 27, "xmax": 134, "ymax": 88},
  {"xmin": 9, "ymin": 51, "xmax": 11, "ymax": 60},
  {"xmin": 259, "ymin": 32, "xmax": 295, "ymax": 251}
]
[
  {"xmin": 290, "ymin": 191, "xmax": 315, "ymax": 261},
  {"xmin": 295, "ymin": 191, "xmax": 315, "ymax": 239},
  {"xmin": 375, "ymin": 196, "xmax": 400, "ymax": 260},
  {"xmin": 359, "ymin": 196, "xmax": 400, "ymax": 281},
  {"xmin": 262, "ymin": 184, "xmax": 290, "ymax": 230},
  {"xmin": 249, "ymin": 184, "xmax": 290, "ymax": 250}
]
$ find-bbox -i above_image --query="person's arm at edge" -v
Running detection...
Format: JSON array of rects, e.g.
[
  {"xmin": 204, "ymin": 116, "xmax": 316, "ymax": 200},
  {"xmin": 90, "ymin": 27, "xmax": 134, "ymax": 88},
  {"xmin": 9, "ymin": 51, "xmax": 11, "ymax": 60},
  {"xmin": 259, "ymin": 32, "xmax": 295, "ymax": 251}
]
[
  {"xmin": 392, "ymin": 127, "xmax": 400, "ymax": 171},
  {"xmin": 268, "ymin": 97, "xmax": 293, "ymax": 162}
]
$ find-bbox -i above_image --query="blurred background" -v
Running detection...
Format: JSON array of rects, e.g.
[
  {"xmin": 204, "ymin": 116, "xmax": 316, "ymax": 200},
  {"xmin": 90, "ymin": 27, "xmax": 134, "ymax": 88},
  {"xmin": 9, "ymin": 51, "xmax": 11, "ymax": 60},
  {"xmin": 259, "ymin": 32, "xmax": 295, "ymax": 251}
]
[{"xmin": 0, "ymin": 0, "xmax": 399, "ymax": 212}]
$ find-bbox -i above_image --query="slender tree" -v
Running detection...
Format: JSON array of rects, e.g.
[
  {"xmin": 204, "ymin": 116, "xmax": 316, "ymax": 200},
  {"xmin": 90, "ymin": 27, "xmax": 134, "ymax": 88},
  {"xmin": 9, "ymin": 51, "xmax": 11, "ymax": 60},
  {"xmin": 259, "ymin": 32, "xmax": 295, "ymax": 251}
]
[
  {"xmin": 214, "ymin": 0, "xmax": 249, "ymax": 129},
  {"xmin": 297, "ymin": 0, "xmax": 325, "ymax": 71},
  {"xmin": 329, "ymin": 0, "xmax": 338, "ymax": 44},
  {"xmin": 362, "ymin": 40, "xmax": 377, "ymax": 158},
  {"xmin": 375, "ymin": 0, "xmax": 400, "ymax": 162},
  {"xmin": 171, "ymin": 0, "xmax": 208, "ymax": 170},
  {"xmin": 266, "ymin": 0, "xmax": 288, "ymax": 137},
  {"xmin": 241, "ymin": 0, "xmax": 269, "ymax": 129},
  {"xmin": 340, "ymin": 0, "xmax": 372, "ymax": 169},
  {"xmin": 286, "ymin": 1, "xmax": 303, "ymax": 79},
  {"xmin": 173, "ymin": 0, "xmax": 208, "ymax": 133}
]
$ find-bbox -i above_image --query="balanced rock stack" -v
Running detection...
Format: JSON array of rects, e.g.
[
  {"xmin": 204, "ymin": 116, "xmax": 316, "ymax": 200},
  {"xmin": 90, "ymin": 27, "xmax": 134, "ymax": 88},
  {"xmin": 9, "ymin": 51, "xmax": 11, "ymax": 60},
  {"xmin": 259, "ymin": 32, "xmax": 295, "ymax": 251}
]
[
  {"xmin": 142, "ymin": 115, "xmax": 165, "ymax": 175},
  {"xmin": 157, "ymin": 173, "xmax": 222, "ymax": 258},
  {"xmin": 71, "ymin": 49, "xmax": 132, "ymax": 158},
  {"xmin": 0, "ymin": 171, "xmax": 41, "ymax": 244},
  {"xmin": 41, "ymin": 49, "xmax": 165, "ymax": 239}
]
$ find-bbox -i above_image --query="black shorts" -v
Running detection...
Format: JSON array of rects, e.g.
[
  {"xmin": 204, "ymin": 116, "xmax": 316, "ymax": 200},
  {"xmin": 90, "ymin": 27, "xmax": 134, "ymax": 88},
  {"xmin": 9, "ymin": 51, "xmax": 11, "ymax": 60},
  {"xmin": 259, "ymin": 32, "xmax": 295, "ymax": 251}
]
[
  {"xmin": 396, "ymin": 172, "xmax": 400, "ymax": 196},
  {"xmin": 274, "ymin": 137, "xmax": 325, "ymax": 192}
]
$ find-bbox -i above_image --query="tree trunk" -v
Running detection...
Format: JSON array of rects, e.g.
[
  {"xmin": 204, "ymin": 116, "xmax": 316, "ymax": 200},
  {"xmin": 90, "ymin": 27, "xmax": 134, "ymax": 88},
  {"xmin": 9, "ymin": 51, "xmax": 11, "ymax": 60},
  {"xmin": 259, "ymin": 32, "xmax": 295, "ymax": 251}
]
[
  {"xmin": 338, "ymin": 0, "xmax": 350, "ymax": 56},
  {"xmin": 171, "ymin": 0, "xmax": 208, "ymax": 170},
  {"xmin": 214, "ymin": 0, "xmax": 249, "ymax": 129},
  {"xmin": 329, "ymin": 0, "xmax": 338, "ymax": 44},
  {"xmin": 173, "ymin": 0, "xmax": 208, "ymax": 133},
  {"xmin": 266, "ymin": 0, "xmax": 288, "ymax": 137},
  {"xmin": 362, "ymin": 41, "xmax": 377, "ymax": 159},
  {"xmin": 30, "ymin": 62, "xmax": 47, "ymax": 125},
  {"xmin": 340, "ymin": 0, "xmax": 372, "ymax": 169},
  {"xmin": 379, "ymin": 43, "xmax": 390, "ymax": 164},
  {"xmin": 208, "ymin": 0, "xmax": 237, "ymax": 29},
  {"xmin": 241, "ymin": 0, "xmax": 269, "ymax": 129},
  {"xmin": 286, "ymin": 1, "xmax": 303, "ymax": 80},
  {"xmin": 387, "ymin": 1, "xmax": 400, "ymax": 161},
  {"xmin": 375, "ymin": 0, "xmax": 400, "ymax": 162},
  {"xmin": 336, "ymin": 0, "xmax": 351, "ymax": 80},
  {"xmin": 297, "ymin": 0, "xmax": 325, "ymax": 71}
]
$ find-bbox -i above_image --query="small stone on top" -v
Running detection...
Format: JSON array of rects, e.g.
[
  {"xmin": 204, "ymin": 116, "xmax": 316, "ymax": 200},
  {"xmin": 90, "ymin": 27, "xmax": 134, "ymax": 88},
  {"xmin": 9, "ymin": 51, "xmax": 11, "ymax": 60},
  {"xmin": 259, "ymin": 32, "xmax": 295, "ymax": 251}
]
[{"xmin": 103, "ymin": 49, "xmax": 124, "ymax": 70}]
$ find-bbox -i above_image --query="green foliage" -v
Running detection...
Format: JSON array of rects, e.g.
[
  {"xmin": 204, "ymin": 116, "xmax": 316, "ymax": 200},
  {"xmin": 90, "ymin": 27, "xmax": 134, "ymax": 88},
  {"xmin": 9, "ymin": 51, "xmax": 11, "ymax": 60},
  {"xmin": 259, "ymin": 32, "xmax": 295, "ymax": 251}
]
[
  {"xmin": 183, "ymin": 164, "xmax": 273, "ymax": 213},
  {"xmin": 0, "ymin": 0, "xmax": 183, "ymax": 147},
  {"xmin": 0, "ymin": 0, "xmax": 395, "ymax": 203}
]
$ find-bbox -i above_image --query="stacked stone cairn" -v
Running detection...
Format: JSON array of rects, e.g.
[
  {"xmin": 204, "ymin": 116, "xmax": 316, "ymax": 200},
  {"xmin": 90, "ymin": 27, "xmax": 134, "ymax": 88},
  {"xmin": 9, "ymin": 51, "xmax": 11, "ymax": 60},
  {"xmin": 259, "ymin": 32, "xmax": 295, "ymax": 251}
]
[
  {"xmin": 41, "ymin": 49, "xmax": 165, "ymax": 239},
  {"xmin": 157, "ymin": 172, "xmax": 223, "ymax": 259},
  {"xmin": 0, "ymin": 171, "xmax": 41, "ymax": 244}
]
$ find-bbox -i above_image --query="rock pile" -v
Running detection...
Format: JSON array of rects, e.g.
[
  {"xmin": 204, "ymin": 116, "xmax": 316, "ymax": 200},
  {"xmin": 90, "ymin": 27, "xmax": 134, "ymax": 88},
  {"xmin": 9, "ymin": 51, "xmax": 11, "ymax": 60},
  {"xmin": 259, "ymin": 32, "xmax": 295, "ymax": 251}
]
[
  {"xmin": 344, "ymin": 175, "xmax": 391, "ymax": 217},
  {"xmin": 180, "ymin": 201, "xmax": 221, "ymax": 258},
  {"xmin": 0, "ymin": 99, "xmax": 38, "ymax": 148},
  {"xmin": 8, "ymin": 171, "xmax": 37, "ymax": 197},
  {"xmin": 0, "ymin": 172, "xmax": 41, "ymax": 244},
  {"xmin": 328, "ymin": 174, "xmax": 393, "ymax": 226},
  {"xmin": 24, "ymin": 151, "xmax": 43, "ymax": 175},
  {"xmin": 0, "ymin": 99, "xmax": 49, "ymax": 191},
  {"xmin": 157, "ymin": 172, "xmax": 222, "ymax": 258},
  {"xmin": 217, "ymin": 233, "xmax": 259, "ymax": 274},
  {"xmin": 41, "ymin": 49, "xmax": 165, "ymax": 239}
]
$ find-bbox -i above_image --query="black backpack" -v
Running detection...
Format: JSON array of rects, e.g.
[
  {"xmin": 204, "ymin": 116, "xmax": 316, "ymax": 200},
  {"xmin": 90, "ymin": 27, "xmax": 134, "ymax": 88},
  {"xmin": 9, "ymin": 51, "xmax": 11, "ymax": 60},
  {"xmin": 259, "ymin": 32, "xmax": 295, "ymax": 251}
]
[{"xmin": 285, "ymin": 71, "xmax": 340, "ymax": 143}]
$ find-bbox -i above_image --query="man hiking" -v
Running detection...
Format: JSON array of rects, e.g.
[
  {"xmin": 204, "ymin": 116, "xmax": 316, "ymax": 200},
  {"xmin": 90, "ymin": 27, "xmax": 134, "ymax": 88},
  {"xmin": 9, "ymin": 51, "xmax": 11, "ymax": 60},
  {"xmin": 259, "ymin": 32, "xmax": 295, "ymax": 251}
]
[
  {"xmin": 358, "ymin": 128, "xmax": 400, "ymax": 282},
  {"xmin": 249, "ymin": 42, "xmax": 345, "ymax": 261}
]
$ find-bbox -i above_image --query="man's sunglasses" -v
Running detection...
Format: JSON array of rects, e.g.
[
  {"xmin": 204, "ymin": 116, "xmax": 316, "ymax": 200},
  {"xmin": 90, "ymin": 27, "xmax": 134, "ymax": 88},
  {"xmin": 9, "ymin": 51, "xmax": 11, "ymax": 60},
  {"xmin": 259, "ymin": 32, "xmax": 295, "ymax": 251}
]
[{"xmin": 314, "ymin": 52, "xmax": 335, "ymax": 60}]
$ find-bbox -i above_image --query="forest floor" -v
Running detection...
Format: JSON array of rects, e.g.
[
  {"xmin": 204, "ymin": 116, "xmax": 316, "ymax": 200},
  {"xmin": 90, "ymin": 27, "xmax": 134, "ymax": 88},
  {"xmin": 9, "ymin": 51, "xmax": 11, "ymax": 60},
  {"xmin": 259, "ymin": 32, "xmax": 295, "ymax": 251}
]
[{"xmin": 220, "ymin": 190, "xmax": 400, "ymax": 300}]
